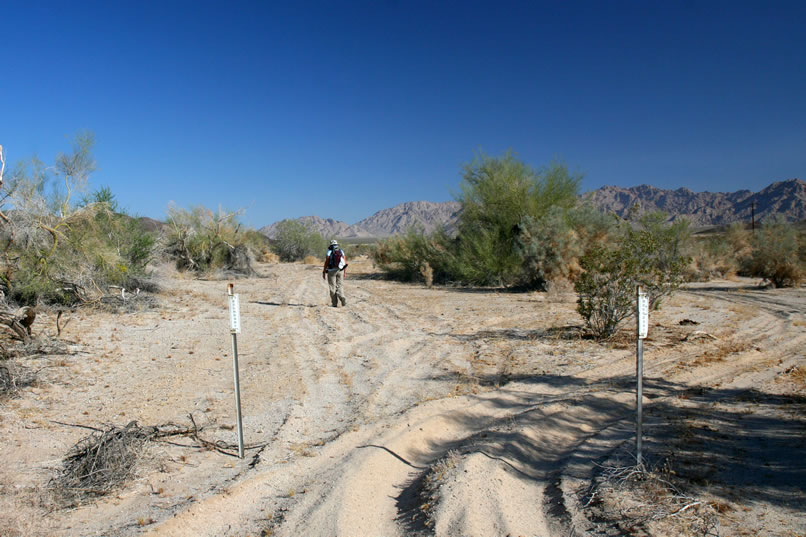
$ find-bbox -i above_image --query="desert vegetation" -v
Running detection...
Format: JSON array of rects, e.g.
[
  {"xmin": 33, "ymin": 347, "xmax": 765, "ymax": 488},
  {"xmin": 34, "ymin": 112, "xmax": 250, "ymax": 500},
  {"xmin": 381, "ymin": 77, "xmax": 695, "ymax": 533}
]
[
  {"xmin": 0, "ymin": 133, "xmax": 157, "ymax": 306},
  {"xmin": 163, "ymin": 205, "xmax": 267, "ymax": 275},
  {"xmin": 270, "ymin": 219, "xmax": 327, "ymax": 262},
  {"xmin": 373, "ymin": 152, "xmax": 806, "ymax": 339},
  {"xmin": 0, "ymin": 140, "xmax": 804, "ymax": 537}
]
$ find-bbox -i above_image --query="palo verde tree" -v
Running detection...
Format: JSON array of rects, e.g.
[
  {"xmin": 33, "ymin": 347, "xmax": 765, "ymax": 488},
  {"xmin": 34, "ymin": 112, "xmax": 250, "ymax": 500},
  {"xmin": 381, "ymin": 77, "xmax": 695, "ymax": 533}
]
[
  {"xmin": 271, "ymin": 219, "xmax": 327, "ymax": 262},
  {"xmin": 453, "ymin": 151, "xmax": 582, "ymax": 286},
  {"xmin": 0, "ymin": 132, "xmax": 157, "ymax": 305}
]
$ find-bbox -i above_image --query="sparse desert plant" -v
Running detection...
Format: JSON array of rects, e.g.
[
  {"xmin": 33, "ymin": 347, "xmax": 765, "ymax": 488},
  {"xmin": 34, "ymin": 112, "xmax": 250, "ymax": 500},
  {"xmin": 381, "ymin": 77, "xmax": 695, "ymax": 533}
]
[
  {"xmin": 50, "ymin": 421, "xmax": 156, "ymax": 505},
  {"xmin": 0, "ymin": 360, "xmax": 36, "ymax": 399},
  {"xmin": 420, "ymin": 262, "xmax": 434, "ymax": 288},
  {"xmin": 583, "ymin": 457, "xmax": 718, "ymax": 536},
  {"xmin": 575, "ymin": 214, "xmax": 689, "ymax": 339},
  {"xmin": 744, "ymin": 216, "xmax": 804, "ymax": 287}
]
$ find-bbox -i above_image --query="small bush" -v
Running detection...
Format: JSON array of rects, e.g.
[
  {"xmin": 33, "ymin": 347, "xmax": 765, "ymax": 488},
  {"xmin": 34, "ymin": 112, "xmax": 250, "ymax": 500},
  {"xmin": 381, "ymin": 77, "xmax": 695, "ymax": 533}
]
[
  {"xmin": 745, "ymin": 216, "xmax": 804, "ymax": 287},
  {"xmin": 373, "ymin": 228, "xmax": 456, "ymax": 283},
  {"xmin": 575, "ymin": 214, "xmax": 689, "ymax": 339},
  {"xmin": 0, "ymin": 360, "xmax": 35, "ymax": 399}
]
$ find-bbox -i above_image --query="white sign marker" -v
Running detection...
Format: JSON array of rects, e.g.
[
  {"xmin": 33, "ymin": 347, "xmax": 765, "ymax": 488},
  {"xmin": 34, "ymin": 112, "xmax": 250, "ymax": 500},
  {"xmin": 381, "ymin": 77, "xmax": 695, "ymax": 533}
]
[
  {"xmin": 637, "ymin": 291, "xmax": 649, "ymax": 339},
  {"xmin": 228, "ymin": 293, "xmax": 241, "ymax": 334}
]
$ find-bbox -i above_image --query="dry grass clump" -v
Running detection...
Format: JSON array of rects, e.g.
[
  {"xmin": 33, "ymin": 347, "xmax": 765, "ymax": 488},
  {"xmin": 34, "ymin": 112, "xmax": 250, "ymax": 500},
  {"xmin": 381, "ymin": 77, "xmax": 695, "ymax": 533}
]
[
  {"xmin": 783, "ymin": 364, "xmax": 806, "ymax": 387},
  {"xmin": 417, "ymin": 450, "xmax": 461, "ymax": 529},
  {"xmin": 0, "ymin": 360, "xmax": 36, "ymax": 399},
  {"xmin": 9, "ymin": 335, "xmax": 71, "ymax": 358},
  {"xmin": 691, "ymin": 340, "xmax": 752, "ymax": 367},
  {"xmin": 49, "ymin": 414, "xmax": 261, "ymax": 506},
  {"xmin": 94, "ymin": 291, "xmax": 160, "ymax": 313},
  {"xmin": 303, "ymin": 255, "xmax": 321, "ymax": 265},
  {"xmin": 583, "ymin": 458, "xmax": 720, "ymax": 536},
  {"xmin": 420, "ymin": 262, "xmax": 434, "ymax": 288},
  {"xmin": 0, "ymin": 469, "xmax": 48, "ymax": 537}
]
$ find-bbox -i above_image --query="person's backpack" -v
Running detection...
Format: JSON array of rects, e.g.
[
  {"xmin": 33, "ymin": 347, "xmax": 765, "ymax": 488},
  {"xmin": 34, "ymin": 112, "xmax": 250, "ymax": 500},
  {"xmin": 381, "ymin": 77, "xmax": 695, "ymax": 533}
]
[{"xmin": 328, "ymin": 248, "xmax": 344, "ymax": 270}]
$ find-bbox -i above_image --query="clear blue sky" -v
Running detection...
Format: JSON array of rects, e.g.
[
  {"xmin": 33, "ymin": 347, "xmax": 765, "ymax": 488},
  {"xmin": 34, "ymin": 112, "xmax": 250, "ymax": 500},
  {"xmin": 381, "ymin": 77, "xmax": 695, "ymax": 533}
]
[{"xmin": 2, "ymin": 1, "xmax": 804, "ymax": 228}]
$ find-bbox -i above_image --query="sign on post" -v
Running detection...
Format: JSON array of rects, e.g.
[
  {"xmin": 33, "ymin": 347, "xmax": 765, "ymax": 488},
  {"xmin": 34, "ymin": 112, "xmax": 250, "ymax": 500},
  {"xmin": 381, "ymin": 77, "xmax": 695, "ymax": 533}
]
[
  {"xmin": 227, "ymin": 283, "xmax": 245, "ymax": 459},
  {"xmin": 228, "ymin": 293, "xmax": 241, "ymax": 334},
  {"xmin": 637, "ymin": 290, "xmax": 649, "ymax": 339}
]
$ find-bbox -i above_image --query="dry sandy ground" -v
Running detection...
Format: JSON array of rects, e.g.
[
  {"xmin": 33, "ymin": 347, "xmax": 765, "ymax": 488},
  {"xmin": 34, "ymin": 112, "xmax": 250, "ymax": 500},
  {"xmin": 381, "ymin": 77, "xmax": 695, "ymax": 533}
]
[{"xmin": 1, "ymin": 258, "xmax": 804, "ymax": 537}]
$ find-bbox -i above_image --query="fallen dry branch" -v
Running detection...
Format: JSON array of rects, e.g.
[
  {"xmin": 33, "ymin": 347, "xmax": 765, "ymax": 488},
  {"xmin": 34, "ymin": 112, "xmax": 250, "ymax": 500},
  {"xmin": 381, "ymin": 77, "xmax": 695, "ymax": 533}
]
[
  {"xmin": 50, "ymin": 421, "xmax": 161, "ymax": 505},
  {"xmin": 50, "ymin": 416, "xmax": 269, "ymax": 505},
  {"xmin": 0, "ymin": 310, "xmax": 31, "ymax": 343}
]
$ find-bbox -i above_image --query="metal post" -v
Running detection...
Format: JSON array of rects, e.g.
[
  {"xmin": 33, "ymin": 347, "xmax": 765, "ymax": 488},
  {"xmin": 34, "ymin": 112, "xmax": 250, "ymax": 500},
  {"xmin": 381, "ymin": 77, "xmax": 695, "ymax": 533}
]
[
  {"xmin": 636, "ymin": 333, "xmax": 643, "ymax": 466},
  {"xmin": 636, "ymin": 285, "xmax": 645, "ymax": 466},
  {"xmin": 228, "ymin": 283, "xmax": 245, "ymax": 459}
]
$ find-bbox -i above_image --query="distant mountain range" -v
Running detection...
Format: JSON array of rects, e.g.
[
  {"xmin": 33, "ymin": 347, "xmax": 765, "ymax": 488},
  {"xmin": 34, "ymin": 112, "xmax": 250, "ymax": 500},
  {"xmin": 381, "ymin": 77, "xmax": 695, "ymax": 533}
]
[
  {"xmin": 259, "ymin": 201, "xmax": 461, "ymax": 239},
  {"xmin": 259, "ymin": 179, "xmax": 805, "ymax": 239},
  {"xmin": 585, "ymin": 178, "xmax": 806, "ymax": 227}
]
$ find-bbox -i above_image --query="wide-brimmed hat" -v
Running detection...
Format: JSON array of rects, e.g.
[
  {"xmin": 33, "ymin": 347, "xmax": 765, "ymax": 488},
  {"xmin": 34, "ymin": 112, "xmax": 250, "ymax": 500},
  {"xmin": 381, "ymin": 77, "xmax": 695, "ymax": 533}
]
[{"xmin": 330, "ymin": 239, "xmax": 338, "ymax": 246}]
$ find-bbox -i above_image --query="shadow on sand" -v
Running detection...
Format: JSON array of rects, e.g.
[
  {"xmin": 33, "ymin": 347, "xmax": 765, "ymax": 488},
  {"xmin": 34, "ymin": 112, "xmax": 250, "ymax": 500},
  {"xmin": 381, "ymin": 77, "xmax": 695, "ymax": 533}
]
[{"xmin": 392, "ymin": 372, "xmax": 806, "ymax": 535}]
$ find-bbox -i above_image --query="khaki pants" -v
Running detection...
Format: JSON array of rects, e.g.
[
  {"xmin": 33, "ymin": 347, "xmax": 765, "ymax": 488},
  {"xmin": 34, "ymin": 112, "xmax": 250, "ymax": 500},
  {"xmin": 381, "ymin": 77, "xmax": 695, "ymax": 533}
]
[{"xmin": 327, "ymin": 269, "xmax": 346, "ymax": 306}]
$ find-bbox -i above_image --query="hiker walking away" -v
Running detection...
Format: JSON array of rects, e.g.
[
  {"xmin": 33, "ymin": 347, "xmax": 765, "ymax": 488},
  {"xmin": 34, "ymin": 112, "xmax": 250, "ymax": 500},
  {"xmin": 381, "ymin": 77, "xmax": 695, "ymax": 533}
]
[{"xmin": 322, "ymin": 239, "xmax": 348, "ymax": 307}]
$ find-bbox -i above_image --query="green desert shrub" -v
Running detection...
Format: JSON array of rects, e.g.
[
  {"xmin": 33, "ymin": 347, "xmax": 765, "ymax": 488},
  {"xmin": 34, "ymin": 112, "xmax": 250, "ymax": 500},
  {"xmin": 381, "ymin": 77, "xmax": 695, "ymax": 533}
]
[
  {"xmin": 372, "ymin": 228, "xmax": 453, "ymax": 282},
  {"xmin": 271, "ymin": 220, "xmax": 327, "ymax": 262},
  {"xmin": 0, "ymin": 136, "xmax": 157, "ymax": 306},
  {"xmin": 745, "ymin": 216, "xmax": 804, "ymax": 287},
  {"xmin": 575, "ymin": 214, "xmax": 690, "ymax": 340},
  {"xmin": 163, "ymin": 205, "xmax": 256, "ymax": 275},
  {"xmin": 375, "ymin": 152, "xmax": 584, "ymax": 288}
]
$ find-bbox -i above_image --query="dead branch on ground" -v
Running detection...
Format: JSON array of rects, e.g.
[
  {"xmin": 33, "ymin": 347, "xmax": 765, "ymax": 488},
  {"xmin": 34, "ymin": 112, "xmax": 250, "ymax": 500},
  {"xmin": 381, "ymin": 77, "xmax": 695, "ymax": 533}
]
[{"xmin": 49, "ymin": 415, "xmax": 269, "ymax": 505}]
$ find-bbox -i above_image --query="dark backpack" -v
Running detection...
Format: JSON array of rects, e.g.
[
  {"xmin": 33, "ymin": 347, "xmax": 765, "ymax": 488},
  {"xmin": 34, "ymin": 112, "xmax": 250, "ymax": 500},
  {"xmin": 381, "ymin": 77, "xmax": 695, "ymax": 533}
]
[{"xmin": 328, "ymin": 248, "xmax": 344, "ymax": 270}]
